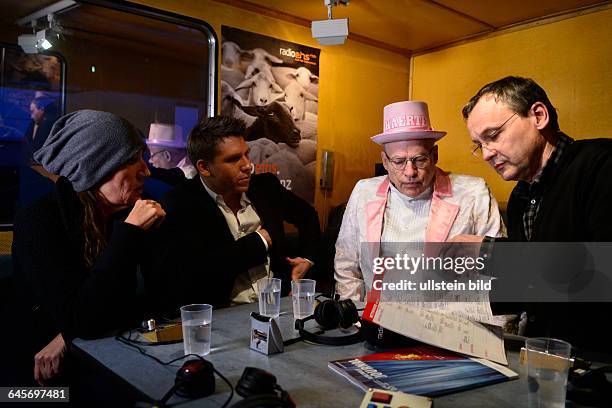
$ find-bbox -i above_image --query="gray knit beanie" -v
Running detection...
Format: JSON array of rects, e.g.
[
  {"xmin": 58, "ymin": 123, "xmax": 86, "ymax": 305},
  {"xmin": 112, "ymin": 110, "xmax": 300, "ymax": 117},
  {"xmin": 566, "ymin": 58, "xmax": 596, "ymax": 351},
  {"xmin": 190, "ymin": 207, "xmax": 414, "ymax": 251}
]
[{"xmin": 34, "ymin": 110, "xmax": 145, "ymax": 192}]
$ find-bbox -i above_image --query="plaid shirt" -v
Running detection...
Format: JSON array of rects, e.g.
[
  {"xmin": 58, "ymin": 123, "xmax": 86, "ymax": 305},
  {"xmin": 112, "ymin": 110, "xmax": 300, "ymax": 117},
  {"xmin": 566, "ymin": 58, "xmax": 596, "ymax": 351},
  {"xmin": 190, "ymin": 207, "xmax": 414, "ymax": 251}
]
[{"xmin": 514, "ymin": 133, "xmax": 574, "ymax": 241}]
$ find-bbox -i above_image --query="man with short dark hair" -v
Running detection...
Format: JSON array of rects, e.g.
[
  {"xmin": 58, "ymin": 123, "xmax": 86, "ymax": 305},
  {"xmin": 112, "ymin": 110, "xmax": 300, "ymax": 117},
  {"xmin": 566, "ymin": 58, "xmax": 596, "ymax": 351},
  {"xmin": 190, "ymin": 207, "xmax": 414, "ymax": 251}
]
[
  {"xmin": 154, "ymin": 116, "xmax": 320, "ymax": 309},
  {"xmin": 462, "ymin": 76, "xmax": 612, "ymax": 242},
  {"xmin": 458, "ymin": 76, "xmax": 612, "ymax": 350}
]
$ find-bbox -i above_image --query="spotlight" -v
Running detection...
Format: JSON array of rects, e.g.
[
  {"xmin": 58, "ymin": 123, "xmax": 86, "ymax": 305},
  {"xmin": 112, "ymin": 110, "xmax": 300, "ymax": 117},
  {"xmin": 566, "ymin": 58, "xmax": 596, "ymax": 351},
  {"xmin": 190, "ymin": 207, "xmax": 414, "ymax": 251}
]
[
  {"xmin": 17, "ymin": 29, "xmax": 54, "ymax": 54},
  {"xmin": 311, "ymin": 0, "xmax": 349, "ymax": 46},
  {"xmin": 18, "ymin": 34, "xmax": 38, "ymax": 54},
  {"xmin": 16, "ymin": 12, "xmax": 61, "ymax": 54},
  {"xmin": 36, "ymin": 29, "xmax": 53, "ymax": 50}
]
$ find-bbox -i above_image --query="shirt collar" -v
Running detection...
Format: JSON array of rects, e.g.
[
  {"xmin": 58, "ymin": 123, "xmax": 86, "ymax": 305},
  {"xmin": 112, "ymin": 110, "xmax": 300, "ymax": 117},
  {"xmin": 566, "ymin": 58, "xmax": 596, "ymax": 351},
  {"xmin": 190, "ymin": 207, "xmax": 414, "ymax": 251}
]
[
  {"xmin": 200, "ymin": 176, "xmax": 251, "ymax": 208},
  {"xmin": 532, "ymin": 132, "xmax": 573, "ymax": 185},
  {"xmin": 516, "ymin": 132, "xmax": 574, "ymax": 197}
]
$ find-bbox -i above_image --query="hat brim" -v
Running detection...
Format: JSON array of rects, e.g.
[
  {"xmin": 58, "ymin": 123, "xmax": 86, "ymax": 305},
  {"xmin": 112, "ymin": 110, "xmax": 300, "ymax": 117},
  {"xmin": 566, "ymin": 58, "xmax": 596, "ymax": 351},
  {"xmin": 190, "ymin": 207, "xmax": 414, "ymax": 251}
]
[
  {"xmin": 146, "ymin": 140, "xmax": 186, "ymax": 149},
  {"xmin": 371, "ymin": 130, "xmax": 446, "ymax": 145}
]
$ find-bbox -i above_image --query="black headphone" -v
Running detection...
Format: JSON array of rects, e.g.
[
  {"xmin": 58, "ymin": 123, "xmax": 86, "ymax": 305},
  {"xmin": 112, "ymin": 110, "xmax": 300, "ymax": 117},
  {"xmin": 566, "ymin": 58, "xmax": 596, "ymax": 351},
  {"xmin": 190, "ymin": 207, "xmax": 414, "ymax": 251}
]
[
  {"xmin": 231, "ymin": 367, "xmax": 295, "ymax": 408},
  {"xmin": 294, "ymin": 296, "xmax": 362, "ymax": 346}
]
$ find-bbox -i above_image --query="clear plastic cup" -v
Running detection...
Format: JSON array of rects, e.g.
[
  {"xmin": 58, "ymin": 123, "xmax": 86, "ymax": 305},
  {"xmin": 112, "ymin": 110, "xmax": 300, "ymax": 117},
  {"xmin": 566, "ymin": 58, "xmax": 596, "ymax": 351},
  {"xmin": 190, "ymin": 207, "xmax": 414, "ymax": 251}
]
[
  {"xmin": 180, "ymin": 304, "xmax": 212, "ymax": 356},
  {"xmin": 525, "ymin": 337, "xmax": 571, "ymax": 408},
  {"xmin": 257, "ymin": 277, "xmax": 281, "ymax": 319},
  {"xmin": 291, "ymin": 279, "xmax": 316, "ymax": 320}
]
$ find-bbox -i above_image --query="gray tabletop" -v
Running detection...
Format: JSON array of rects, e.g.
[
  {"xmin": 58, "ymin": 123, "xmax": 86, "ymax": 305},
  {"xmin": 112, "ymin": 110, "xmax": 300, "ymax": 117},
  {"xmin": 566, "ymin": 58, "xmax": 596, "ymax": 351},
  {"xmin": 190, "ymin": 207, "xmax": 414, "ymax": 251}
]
[{"xmin": 74, "ymin": 298, "xmax": 531, "ymax": 407}]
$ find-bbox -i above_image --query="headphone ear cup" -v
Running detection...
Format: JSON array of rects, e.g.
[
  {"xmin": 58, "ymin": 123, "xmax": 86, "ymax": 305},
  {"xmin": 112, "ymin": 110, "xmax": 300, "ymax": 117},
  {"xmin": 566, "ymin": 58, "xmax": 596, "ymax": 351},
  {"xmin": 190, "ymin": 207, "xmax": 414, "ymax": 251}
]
[
  {"xmin": 314, "ymin": 300, "xmax": 341, "ymax": 330},
  {"xmin": 338, "ymin": 299, "xmax": 359, "ymax": 329},
  {"xmin": 235, "ymin": 367, "xmax": 277, "ymax": 398},
  {"xmin": 230, "ymin": 394, "xmax": 292, "ymax": 408}
]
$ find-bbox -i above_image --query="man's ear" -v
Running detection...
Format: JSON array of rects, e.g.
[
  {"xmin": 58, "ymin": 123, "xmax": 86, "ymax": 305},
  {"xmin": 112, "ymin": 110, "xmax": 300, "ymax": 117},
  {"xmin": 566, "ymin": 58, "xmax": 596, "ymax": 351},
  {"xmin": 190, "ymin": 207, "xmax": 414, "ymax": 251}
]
[
  {"xmin": 196, "ymin": 159, "xmax": 211, "ymax": 177},
  {"xmin": 380, "ymin": 150, "xmax": 390, "ymax": 173},
  {"xmin": 532, "ymin": 102, "xmax": 550, "ymax": 130},
  {"xmin": 162, "ymin": 150, "xmax": 171, "ymax": 162}
]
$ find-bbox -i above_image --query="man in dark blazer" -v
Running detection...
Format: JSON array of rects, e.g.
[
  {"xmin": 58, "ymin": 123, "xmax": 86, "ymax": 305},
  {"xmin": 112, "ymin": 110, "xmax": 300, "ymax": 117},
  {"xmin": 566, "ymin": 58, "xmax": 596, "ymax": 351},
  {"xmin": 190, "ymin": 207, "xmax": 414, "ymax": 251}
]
[
  {"xmin": 153, "ymin": 116, "xmax": 320, "ymax": 311},
  {"xmin": 455, "ymin": 76, "xmax": 612, "ymax": 353}
]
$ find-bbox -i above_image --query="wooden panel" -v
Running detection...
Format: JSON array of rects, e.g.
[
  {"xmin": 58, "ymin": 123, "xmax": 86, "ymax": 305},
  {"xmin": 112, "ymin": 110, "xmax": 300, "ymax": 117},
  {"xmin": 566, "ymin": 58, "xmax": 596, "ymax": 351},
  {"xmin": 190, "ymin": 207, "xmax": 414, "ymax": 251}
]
[
  {"xmin": 436, "ymin": 0, "xmax": 606, "ymax": 27},
  {"xmin": 1, "ymin": 0, "xmax": 609, "ymax": 54}
]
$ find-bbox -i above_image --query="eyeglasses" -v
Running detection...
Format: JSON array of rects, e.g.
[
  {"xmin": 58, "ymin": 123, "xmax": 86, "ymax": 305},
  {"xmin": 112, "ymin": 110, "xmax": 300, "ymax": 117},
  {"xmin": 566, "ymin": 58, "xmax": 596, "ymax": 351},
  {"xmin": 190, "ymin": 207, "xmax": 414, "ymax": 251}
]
[
  {"xmin": 149, "ymin": 149, "xmax": 169, "ymax": 160},
  {"xmin": 384, "ymin": 149, "xmax": 433, "ymax": 171},
  {"xmin": 471, "ymin": 112, "xmax": 518, "ymax": 156}
]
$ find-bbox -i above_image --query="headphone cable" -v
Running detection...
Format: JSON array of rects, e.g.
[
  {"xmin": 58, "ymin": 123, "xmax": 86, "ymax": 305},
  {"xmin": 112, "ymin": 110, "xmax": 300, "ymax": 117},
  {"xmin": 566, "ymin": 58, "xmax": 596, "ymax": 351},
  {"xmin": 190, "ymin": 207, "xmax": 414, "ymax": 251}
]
[{"xmin": 115, "ymin": 330, "xmax": 234, "ymax": 407}]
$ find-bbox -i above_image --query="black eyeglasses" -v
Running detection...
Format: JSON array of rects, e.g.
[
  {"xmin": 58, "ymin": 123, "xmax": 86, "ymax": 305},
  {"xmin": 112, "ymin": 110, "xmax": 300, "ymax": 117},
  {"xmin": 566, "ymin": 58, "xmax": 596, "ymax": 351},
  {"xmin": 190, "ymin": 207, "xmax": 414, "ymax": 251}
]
[
  {"xmin": 471, "ymin": 112, "xmax": 518, "ymax": 156},
  {"xmin": 384, "ymin": 149, "xmax": 433, "ymax": 171},
  {"xmin": 150, "ymin": 149, "xmax": 169, "ymax": 160}
]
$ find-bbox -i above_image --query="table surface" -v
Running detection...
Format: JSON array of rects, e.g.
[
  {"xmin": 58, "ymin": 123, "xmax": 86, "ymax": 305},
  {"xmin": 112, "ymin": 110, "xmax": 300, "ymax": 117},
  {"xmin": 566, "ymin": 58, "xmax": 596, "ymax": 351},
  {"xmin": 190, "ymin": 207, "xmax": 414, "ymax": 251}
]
[{"xmin": 74, "ymin": 298, "xmax": 534, "ymax": 407}]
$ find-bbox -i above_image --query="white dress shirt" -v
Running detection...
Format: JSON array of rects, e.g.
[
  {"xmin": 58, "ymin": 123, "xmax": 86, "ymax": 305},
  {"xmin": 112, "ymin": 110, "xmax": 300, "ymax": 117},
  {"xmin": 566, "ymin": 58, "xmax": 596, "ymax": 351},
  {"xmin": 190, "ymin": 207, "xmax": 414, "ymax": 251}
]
[{"xmin": 201, "ymin": 178, "xmax": 271, "ymax": 305}]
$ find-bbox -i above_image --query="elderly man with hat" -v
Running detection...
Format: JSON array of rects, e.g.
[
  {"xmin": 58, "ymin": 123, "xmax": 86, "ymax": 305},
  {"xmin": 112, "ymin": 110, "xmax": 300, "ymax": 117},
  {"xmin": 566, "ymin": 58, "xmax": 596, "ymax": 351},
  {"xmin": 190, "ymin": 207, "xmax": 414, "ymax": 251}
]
[
  {"xmin": 147, "ymin": 123, "xmax": 197, "ymax": 179},
  {"xmin": 334, "ymin": 101, "xmax": 505, "ymax": 301}
]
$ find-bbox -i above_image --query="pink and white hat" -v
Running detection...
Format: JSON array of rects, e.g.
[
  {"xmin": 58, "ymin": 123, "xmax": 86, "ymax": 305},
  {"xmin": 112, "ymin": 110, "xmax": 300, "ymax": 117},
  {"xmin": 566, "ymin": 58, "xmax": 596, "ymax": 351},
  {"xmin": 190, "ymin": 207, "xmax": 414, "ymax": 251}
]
[{"xmin": 371, "ymin": 101, "xmax": 446, "ymax": 145}]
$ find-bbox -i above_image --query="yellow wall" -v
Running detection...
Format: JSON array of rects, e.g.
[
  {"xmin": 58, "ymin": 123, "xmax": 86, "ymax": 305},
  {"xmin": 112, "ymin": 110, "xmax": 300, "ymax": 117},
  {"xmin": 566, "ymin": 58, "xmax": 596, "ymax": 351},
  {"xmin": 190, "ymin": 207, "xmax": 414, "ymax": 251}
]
[
  {"xmin": 130, "ymin": 0, "xmax": 411, "ymax": 223},
  {"xmin": 411, "ymin": 7, "xmax": 612, "ymax": 209}
]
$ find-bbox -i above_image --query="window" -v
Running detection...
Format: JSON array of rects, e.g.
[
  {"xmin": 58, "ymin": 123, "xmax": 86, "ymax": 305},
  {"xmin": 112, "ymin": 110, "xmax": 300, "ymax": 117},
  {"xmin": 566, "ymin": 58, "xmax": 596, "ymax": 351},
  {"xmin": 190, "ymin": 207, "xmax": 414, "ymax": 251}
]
[{"xmin": 0, "ymin": 0, "xmax": 217, "ymax": 223}]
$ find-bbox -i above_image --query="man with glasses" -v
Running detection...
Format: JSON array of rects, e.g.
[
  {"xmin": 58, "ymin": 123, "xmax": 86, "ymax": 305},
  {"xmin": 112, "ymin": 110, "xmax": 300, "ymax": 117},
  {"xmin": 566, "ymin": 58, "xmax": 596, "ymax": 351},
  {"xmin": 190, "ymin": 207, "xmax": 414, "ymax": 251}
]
[
  {"xmin": 460, "ymin": 76, "xmax": 612, "ymax": 350},
  {"xmin": 334, "ymin": 101, "xmax": 505, "ymax": 301},
  {"xmin": 463, "ymin": 76, "xmax": 612, "ymax": 242},
  {"xmin": 146, "ymin": 123, "xmax": 197, "ymax": 179}
]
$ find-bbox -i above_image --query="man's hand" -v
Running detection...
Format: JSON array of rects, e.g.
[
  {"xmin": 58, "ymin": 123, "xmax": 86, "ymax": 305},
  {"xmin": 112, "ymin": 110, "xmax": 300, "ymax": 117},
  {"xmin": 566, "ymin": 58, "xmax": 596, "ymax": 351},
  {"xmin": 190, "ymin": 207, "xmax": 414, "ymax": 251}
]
[
  {"xmin": 34, "ymin": 333, "xmax": 66, "ymax": 385},
  {"xmin": 447, "ymin": 234, "xmax": 485, "ymax": 243},
  {"xmin": 258, "ymin": 228, "xmax": 272, "ymax": 248},
  {"xmin": 125, "ymin": 199, "xmax": 166, "ymax": 230},
  {"xmin": 287, "ymin": 257, "xmax": 312, "ymax": 280},
  {"xmin": 441, "ymin": 234, "xmax": 485, "ymax": 262}
]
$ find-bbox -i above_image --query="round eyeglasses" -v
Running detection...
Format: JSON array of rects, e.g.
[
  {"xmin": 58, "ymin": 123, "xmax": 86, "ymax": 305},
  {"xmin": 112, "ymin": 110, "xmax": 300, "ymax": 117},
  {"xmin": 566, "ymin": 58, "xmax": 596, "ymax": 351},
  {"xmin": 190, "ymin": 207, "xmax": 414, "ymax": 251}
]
[{"xmin": 384, "ymin": 151, "xmax": 433, "ymax": 171}]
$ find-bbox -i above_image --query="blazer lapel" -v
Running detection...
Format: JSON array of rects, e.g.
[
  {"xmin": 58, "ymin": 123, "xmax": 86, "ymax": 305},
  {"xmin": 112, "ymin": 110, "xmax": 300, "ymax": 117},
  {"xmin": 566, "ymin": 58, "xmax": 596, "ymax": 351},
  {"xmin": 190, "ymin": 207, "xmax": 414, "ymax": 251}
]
[
  {"xmin": 189, "ymin": 177, "xmax": 235, "ymax": 242},
  {"xmin": 425, "ymin": 168, "xmax": 459, "ymax": 242},
  {"xmin": 365, "ymin": 177, "xmax": 389, "ymax": 243}
]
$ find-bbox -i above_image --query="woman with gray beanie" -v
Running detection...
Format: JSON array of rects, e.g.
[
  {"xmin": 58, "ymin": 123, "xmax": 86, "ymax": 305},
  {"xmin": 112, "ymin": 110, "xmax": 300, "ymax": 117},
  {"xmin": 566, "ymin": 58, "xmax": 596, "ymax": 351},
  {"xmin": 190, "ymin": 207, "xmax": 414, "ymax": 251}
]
[{"xmin": 11, "ymin": 110, "xmax": 165, "ymax": 386}]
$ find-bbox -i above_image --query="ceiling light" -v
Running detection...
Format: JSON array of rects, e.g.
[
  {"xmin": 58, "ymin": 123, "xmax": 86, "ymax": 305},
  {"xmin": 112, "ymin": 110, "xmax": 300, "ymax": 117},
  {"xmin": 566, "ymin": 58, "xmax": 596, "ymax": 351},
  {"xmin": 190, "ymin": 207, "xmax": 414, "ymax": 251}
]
[
  {"xmin": 36, "ymin": 29, "xmax": 53, "ymax": 50},
  {"xmin": 18, "ymin": 34, "xmax": 38, "ymax": 54},
  {"xmin": 311, "ymin": 0, "xmax": 349, "ymax": 46},
  {"xmin": 17, "ymin": 14, "xmax": 59, "ymax": 54}
]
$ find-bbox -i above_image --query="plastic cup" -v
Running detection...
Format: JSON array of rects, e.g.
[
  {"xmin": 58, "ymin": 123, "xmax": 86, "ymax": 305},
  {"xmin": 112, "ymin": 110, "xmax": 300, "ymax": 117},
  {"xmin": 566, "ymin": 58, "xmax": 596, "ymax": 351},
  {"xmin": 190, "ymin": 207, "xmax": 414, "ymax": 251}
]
[
  {"xmin": 291, "ymin": 279, "xmax": 316, "ymax": 320},
  {"xmin": 180, "ymin": 304, "xmax": 212, "ymax": 356},
  {"xmin": 525, "ymin": 337, "xmax": 571, "ymax": 408},
  {"xmin": 257, "ymin": 277, "xmax": 281, "ymax": 319}
]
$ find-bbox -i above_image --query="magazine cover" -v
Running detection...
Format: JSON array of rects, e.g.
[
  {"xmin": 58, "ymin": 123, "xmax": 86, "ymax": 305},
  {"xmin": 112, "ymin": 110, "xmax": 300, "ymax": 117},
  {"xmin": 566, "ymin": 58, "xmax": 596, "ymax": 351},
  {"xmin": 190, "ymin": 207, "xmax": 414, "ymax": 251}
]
[{"xmin": 328, "ymin": 345, "xmax": 517, "ymax": 397}]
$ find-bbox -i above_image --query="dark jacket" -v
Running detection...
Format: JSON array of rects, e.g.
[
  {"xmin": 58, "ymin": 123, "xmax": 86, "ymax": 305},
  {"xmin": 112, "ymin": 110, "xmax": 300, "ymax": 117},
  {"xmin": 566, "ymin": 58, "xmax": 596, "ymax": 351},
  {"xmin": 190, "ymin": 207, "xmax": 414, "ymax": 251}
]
[
  {"xmin": 507, "ymin": 138, "xmax": 612, "ymax": 241},
  {"xmin": 152, "ymin": 173, "xmax": 320, "ymax": 311},
  {"xmin": 11, "ymin": 177, "xmax": 148, "ymax": 355},
  {"xmin": 505, "ymin": 138, "xmax": 612, "ymax": 351}
]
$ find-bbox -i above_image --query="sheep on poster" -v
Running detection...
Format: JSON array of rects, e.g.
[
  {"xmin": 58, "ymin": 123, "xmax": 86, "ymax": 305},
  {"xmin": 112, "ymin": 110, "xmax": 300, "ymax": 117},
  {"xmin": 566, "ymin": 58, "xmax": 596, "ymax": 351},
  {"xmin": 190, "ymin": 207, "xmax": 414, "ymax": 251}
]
[{"xmin": 220, "ymin": 26, "xmax": 320, "ymax": 204}]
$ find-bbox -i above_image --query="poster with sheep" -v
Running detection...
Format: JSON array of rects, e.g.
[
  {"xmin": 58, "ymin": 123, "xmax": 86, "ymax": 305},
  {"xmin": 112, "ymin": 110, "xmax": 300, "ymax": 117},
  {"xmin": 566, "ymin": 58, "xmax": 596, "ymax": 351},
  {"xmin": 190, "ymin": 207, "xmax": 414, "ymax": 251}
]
[{"xmin": 221, "ymin": 26, "xmax": 319, "ymax": 205}]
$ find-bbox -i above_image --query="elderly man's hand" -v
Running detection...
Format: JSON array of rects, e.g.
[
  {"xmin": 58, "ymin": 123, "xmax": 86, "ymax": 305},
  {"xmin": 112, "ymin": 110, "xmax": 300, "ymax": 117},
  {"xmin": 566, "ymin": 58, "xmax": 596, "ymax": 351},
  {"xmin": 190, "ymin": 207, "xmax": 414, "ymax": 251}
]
[
  {"xmin": 440, "ymin": 234, "xmax": 485, "ymax": 261},
  {"xmin": 125, "ymin": 199, "xmax": 166, "ymax": 230},
  {"xmin": 34, "ymin": 333, "xmax": 66, "ymax": 386},
  {"xmin": 287, "ymin": 257, "xmax": 312, "ymax": 281},
  {"xmin": 448, "ymin": 234, "xmax": 485, "ymax": 243}
]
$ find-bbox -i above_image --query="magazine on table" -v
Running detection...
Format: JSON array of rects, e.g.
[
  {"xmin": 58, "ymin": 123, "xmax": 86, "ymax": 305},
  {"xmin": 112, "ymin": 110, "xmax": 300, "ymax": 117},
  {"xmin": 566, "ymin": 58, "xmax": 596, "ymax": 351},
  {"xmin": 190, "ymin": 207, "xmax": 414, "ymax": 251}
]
[{"xmin": 328, "ymin": 344, "xmax": 518, "ymax": 397}]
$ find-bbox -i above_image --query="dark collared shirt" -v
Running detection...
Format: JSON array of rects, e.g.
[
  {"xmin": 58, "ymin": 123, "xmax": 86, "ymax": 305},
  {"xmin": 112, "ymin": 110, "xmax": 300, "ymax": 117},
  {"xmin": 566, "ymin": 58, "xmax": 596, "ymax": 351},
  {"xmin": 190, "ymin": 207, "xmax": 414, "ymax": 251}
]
[{"xmin": 514, "ymin": 133, "xmax": 574, "ymax": 241}]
